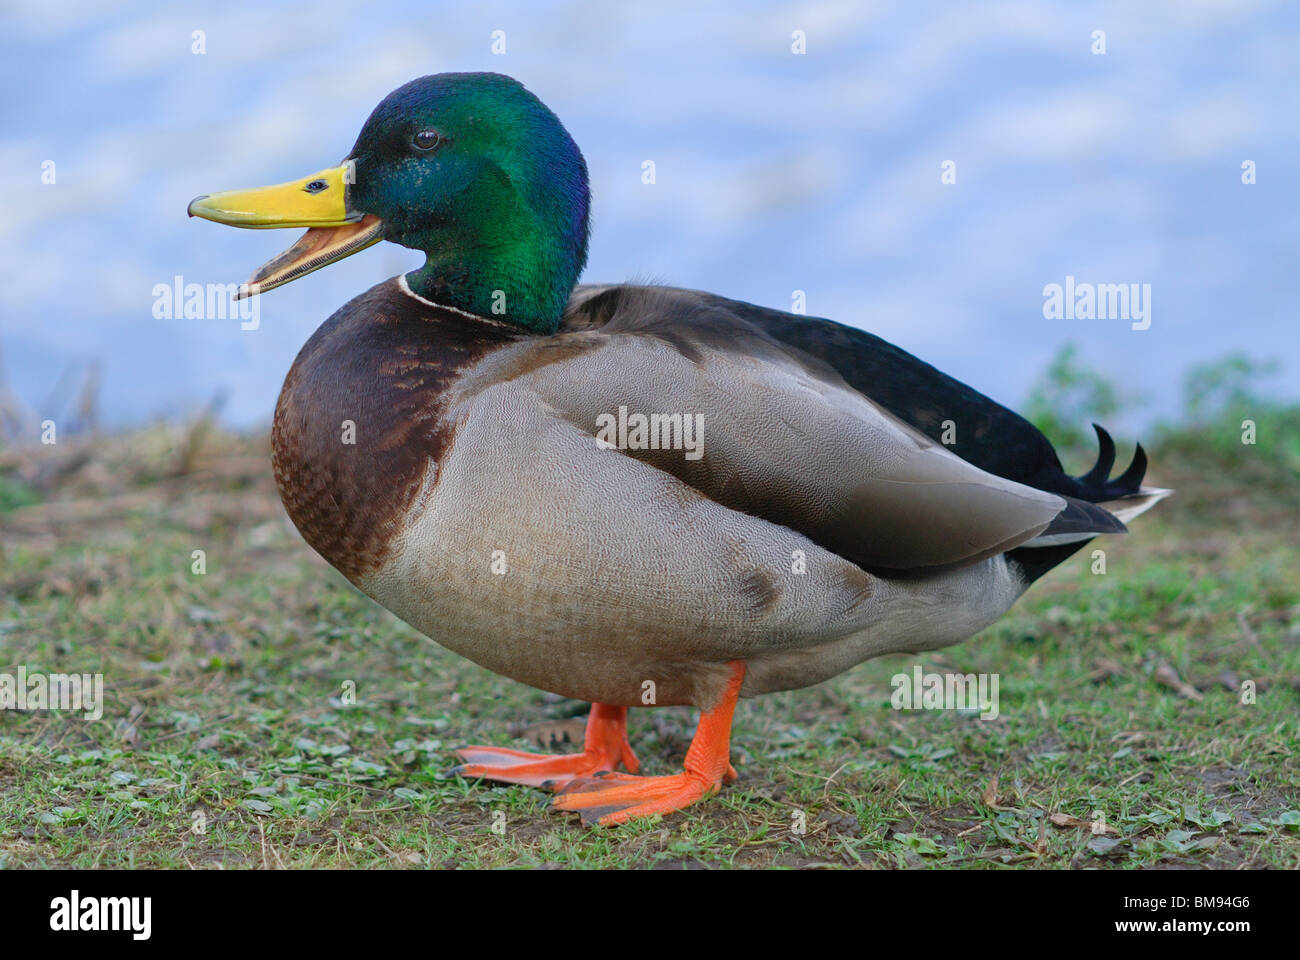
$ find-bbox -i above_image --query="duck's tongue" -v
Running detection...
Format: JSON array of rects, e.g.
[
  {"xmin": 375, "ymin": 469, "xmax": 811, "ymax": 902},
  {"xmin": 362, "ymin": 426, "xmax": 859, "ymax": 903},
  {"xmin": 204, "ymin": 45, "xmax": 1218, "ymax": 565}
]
[{"xmin": 237, "ymin": 215, "xmax": 383, "ymax": 299}]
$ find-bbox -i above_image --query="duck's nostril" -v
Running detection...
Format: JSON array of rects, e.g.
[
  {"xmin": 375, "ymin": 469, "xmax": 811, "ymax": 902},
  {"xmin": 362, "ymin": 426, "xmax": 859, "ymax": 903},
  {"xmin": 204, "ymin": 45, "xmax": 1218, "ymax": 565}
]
[{"xmin": 304, "ymin": 179, "xmax": 328, "ymax": 194}]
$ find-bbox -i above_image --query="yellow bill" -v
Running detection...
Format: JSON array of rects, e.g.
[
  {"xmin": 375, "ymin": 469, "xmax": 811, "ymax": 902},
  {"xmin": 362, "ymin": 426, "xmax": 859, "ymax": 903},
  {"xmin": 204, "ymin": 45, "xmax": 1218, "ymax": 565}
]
[{"xmin": 188, "ymin": 162, "xmax": 384, "ymax": 298}]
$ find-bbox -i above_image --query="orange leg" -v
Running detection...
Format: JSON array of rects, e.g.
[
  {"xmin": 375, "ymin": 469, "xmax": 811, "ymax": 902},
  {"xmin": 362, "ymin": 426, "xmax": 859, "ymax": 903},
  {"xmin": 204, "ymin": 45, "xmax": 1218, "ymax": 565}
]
[
  {"xmin": 554, "ymin": 661, "xmax": 745, "ymax": 825},
  {"xmin": 452, "ymin": 703, "xmax": 639, "ymax": 790}
]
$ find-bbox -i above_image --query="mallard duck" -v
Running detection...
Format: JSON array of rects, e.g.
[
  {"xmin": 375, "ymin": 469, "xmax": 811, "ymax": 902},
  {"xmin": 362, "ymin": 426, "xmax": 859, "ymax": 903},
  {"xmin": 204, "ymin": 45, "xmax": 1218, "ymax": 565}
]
[{"xmin": 190, "ymin": 72, "xmax": 1170, "ymax": 825}]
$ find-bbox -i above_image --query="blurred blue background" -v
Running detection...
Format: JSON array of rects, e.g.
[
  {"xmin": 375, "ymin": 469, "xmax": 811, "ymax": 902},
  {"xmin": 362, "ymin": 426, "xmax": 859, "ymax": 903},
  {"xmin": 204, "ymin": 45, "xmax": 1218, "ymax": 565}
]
[{"xmin": 2, "ymin": 0, "xmax": 1296, "ymax": 434}]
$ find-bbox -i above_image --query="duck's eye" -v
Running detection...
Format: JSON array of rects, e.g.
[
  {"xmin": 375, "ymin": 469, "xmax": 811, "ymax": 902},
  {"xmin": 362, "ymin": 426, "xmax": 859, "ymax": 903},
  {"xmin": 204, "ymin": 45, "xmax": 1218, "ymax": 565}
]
[
  {"xmin": 413, "ymin": 130, "xmax": 444, "ymax": 151},
  {"xmin": 304, "ymin": 179, "xmax": 328, "ymax": 194}
]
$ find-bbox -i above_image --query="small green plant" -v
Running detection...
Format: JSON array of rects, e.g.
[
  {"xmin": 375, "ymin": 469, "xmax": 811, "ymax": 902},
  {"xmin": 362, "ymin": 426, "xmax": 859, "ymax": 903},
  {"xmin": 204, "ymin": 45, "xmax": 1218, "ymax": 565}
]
[
  {"xmin": 1023, "ymin": 343, "xmax": 1124, "ymax": 453},
  {"xmin": 1183, "ymin": 353, "xmax": 1279, "ymax": 420},
  {"xmin": 1157, "ymin": 354, "xmax": 1300, "ymax": 482},
  {"xmin": 0, "ymin": 473, "xmax": 39, "ymax": 513}
]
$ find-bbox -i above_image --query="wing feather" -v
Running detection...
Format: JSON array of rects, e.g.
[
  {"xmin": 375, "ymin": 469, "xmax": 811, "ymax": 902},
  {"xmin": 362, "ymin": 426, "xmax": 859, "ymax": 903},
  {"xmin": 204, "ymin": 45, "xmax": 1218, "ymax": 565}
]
[{"xmin": 530, "ymin": 285, "xmax": 1071, "ymax": 572}]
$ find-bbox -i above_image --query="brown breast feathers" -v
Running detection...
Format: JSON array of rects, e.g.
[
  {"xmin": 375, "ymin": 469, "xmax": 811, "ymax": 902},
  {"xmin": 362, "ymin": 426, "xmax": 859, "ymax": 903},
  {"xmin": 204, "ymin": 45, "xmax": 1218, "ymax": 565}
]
[{"xmin": 271, "ymin": 278, "xmax": 521, "ymax": 582}]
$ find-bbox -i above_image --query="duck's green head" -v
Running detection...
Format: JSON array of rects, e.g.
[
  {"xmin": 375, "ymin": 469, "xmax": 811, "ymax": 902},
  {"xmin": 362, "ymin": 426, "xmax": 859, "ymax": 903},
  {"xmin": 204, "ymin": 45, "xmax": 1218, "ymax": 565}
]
[{"xmin": 189, "ymin": 73, "xmax": 590, "ymax": 333}]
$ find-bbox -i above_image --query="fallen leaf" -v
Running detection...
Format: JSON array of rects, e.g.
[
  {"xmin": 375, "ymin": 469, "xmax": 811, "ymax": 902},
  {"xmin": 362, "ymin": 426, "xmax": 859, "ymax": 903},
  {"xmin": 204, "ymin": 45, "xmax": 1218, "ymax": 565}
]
[
  {"xmin": 1033, "ymin": 817, "xmax": 1049, "ymax": 856},
  {"xmin": 1090, "ymin": 657, "xmax": 1125, "ymax": 682},
  {"xmin": 1087, "ymin": 836, "xmax": 1126, "ymax": 858},
  {"xmin": 982, "ymin": 776, "xmax": 999, "ymax": 807},
  {"xmin": 1049, "ymin": 812, "xmax": 1120, "ymax": 835},
  {"xmin": 1154, "ymin": 662, "xmax": 1203, "ymax": 700}
]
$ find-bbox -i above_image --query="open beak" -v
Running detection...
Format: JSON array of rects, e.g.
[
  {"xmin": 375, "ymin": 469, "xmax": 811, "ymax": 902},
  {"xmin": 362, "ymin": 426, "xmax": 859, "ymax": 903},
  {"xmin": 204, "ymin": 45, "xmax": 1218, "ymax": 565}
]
[{"xmin": 188, "ymin": 162, "xmax": 383, "ymax": 298}]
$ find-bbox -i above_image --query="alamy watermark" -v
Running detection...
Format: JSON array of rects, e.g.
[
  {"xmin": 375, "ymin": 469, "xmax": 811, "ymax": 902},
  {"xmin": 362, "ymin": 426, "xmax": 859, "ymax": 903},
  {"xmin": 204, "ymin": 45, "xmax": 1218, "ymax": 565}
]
[
  {"xmin": 0, "ymin": 667, "xmax": 103, "ymax": 721},
  {"xmin": 152, "ymin": 275, "xmax": 260, "ymax": 330},
  {"xmin": 50, "ymin": 890, "xmax": 151, "ymax": 940},
  {"xmin": 595, "ymin": 406, "xmax": 704, "ymax": 461},
  {"xmin": 891, "ymin": 665, "xmax": 1000, "ymax": 720},
  {"xmin": 1042, "ymin": 275, "xmax": 1151, "ymax": 330}
]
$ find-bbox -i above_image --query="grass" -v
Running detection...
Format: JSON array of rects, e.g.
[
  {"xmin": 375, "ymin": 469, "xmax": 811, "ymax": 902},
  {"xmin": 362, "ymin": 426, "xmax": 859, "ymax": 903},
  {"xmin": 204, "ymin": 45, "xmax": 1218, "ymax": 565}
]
[{"xmin": 0, "ymin": 422, "xmax": 1297, "ymax": 869}]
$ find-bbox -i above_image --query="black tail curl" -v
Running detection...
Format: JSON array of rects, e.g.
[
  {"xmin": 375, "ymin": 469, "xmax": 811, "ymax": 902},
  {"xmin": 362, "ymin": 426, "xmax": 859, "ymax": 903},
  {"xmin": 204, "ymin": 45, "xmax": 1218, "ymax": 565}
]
[
  {"xmin": 1073, "ymin": 423, "xmax": 1147, "ymax": 502},
  {"xmin": 1010, "ymin": 424, "xmax": 1151, "ymax": 584}
]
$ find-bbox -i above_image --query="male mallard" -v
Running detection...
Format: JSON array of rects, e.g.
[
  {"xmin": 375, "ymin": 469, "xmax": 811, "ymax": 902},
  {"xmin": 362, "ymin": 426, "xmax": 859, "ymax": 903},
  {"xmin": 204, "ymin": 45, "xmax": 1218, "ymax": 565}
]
[{"xmin": 190, "ymin": 72, "xmax": 1170, "ymax": 825}]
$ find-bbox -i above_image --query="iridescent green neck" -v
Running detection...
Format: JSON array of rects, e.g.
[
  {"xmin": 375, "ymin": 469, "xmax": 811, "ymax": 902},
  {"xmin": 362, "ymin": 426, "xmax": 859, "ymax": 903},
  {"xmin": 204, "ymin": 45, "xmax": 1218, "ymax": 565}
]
[
  {"xmin": 405, "ymin": 226, "xmax": 574, "ymax": 334},
  {"xmin": 401, "ymin": 155, "xmax": 589, "ymax": 334}
]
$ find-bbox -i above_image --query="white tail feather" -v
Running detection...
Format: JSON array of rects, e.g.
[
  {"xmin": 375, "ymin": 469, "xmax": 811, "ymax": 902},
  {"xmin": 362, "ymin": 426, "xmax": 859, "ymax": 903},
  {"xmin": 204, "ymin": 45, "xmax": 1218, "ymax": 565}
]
[{"xmin": 1101, "ymin": 486, "xmax": 1174, "ymax": 525}]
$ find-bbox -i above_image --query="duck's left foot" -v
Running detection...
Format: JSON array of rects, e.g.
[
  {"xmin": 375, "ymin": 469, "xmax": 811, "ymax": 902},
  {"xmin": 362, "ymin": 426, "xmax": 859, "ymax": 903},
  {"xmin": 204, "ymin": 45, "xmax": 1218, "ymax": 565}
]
[
  {"xmin": 553, "ymin": 661, "xmax": 746, "ymax": 825},
  {"xmin": 452, "ymin": 703, "xmax": 638, "ymax": 790},
  {"xmin": 554, "ymin": 770, "xmax": 719, "ymax": 825}
]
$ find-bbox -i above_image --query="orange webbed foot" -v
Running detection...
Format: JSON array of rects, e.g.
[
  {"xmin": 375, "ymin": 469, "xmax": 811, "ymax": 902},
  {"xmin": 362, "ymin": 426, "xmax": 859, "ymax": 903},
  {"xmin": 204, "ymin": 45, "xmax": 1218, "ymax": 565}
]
[
  {"xmin": 554, "ymin": 770, "xmax": 720, "ymax": 825},
  {"xmin": 553, "ymin": 661, "xmax": 746, "ymax": 826},
  {"xmin": 452, "ymin": 703, "xmax": 638, "ymax": 790}
]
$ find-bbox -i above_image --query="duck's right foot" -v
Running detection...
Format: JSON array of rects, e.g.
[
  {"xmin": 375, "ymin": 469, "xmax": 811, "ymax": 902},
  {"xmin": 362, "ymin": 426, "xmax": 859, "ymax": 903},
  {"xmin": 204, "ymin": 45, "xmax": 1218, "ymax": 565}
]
[{"xmin": 451, "ymin": 703, "xmax": 639, "ymax": 790}]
